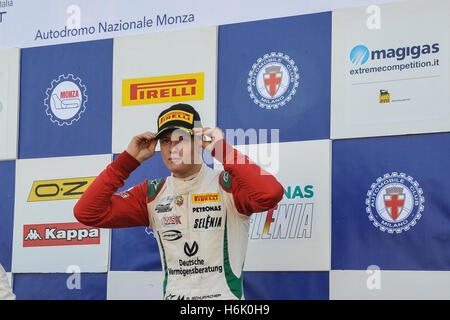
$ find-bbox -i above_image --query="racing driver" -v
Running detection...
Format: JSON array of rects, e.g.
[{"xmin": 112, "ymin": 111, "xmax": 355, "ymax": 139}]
[{"xmin": 74, "ymin": 103, "xmax": 284, "ymax": 300}]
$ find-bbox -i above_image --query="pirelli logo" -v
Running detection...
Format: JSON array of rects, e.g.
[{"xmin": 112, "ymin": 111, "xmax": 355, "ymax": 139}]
[
  {"xmin": 159, "ymin": 110, "xmax": 193, "ymax": 127},
  {"xmin": 27, "ymin": 177, "xmax": 96, "ymax": 202},
  {"xmin": 192, "ymin": 193, "xmax": 221, "ymax": 204},
  {"xmin": 122, "ymin": 72, "xmax": 204, "ymax": 106}
]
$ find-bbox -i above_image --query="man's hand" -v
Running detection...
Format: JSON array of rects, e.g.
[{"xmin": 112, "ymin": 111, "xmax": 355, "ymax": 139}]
[
  {"xmin": 196, "ymin": 127, "xmax": 224, "ymax": 153},
  {"xmin": 126, "ymin": 132, "xmax": 158, "ymax": 163}
]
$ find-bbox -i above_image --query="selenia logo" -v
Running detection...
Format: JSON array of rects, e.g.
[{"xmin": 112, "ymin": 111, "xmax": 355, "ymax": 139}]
[
  {"xmin": 350, "ymin": 43, "xmax": 440, "ymax": 65},
  {"xmin": 44, "ymin": 74, "xmax": 88, "ymax": 126},
  {"xmin": 249, "ymin": 185, "xmax": 314, "ymax": 240},
  {"xmin": 365, "ymin": 172, "xmax": 425, "ymax": 233},
  {"xmin": 248, "ymin": 52, "xmax": 299, "ymax": 110}
]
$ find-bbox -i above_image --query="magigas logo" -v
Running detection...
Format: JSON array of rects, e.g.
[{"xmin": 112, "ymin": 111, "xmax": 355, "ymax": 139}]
[
  {"xmin": 366, "ymin": 172, "xmax": 425, "ymax": 234},
  {"xmin": 350, "ymin": 43, "xmax": 440, "ymax": 65},
  {"xmin": 248, "ymin": 52, "xmax": 299, "ymax": 110},
  {"xmin": 44, "ymin": 74, "xmax": 88, "ymax": 126},
  {"xmin": 28, "ymin": 177, "xmax": 96, "ymax": 202},
  {"xmin": 249, "ymin": 185, "xmax": 314, "ymax": 240}
]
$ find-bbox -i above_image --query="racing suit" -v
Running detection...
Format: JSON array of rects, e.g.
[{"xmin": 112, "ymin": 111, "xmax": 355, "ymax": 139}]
[
  {"xmin": 74, "ymin": 139, "xmax": 284, "ymax": 300},
  {"xmin": 0, "ymin": 264, "xmax": 15, "ymax": 300}
]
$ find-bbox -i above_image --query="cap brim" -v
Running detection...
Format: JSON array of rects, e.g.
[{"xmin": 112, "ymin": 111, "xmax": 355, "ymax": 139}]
[{"xmin": 154, "ymin": 126, "xmax": 194, "ymax": 139}]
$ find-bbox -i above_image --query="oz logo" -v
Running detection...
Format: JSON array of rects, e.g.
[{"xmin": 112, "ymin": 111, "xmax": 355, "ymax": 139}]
[
  {"xmin": 44, "ymin": 74, "xmax": 87, "ymax": 126},
  {"xmin": 247, "ymin": 52, "xmax": 299, "ymax": 110},
  {"xmin": 365, "ymin": 172, "xmax": 425, "ymax": 234}
]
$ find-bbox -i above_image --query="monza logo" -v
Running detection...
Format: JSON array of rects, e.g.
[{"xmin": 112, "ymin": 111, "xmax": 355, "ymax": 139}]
[
  {"xmin": 44, "ymin": 74, "xmax": 88, "ymax": 126},
  {"xmin": 248, "ymin": 52, "xmax": 299, "ymax": 110},
  {"xmin": 27, "ymin": 177, "xmax": 96, "ymax": 202},
  {"xmin": 365, "ymin": 172, "xmax": 425, "ymax": 234},
  {"xmin": 122, "ymin": 72, "xmax": 204, "ymax": 106},
  {"xmin": 192, "ymin": 193, "xmax": 220, "ymax": 204},
  {"xmin": 23, "ymin": 222, "xmax": 100, "ymax": 247}
]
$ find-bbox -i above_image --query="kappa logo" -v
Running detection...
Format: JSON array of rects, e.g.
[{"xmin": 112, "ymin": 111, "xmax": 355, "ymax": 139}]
[
  {"xmin": 122, "ymin": 73, "xmax": 204, "ymax": 106},
  {"xmin": 184, "ymin": 241, "xmax": 198, "ymax": 257},
  {"xmin": 27, "ymin": 177, "xmax": 96, "ymax": 202},
  {"xmin": 44, "ymin": 74, "xmax": 88, "ymax": 126},
  {"xmin": 248, "ymin": 52, "xmax": 299, "ymax": 110},
  {"xmin": 23, "ymin": 222, "xmax": 100, "ymax": 247},
  {"xmin": 366, "ymin": 172, "xmax": 425, "ymax": 233}
]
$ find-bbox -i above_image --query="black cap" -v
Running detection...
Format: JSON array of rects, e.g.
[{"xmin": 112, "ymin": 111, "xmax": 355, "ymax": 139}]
[{"xmin": 154, "ymin": 103, "xmax": 202, "ymax": 139}]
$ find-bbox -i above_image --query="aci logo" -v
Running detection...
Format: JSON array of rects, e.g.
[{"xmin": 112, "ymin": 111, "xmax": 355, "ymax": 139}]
[
  {"xmin": 350, "ymin": 45, "xmax": 370, "ymax": 65},
  {"xmin": 44, "ymin": 74, "xmax": 87, "ymax": 126},
  {"xmin": 366, "ymin": 172, "xmax": 425, "ymax": 233},
  {"xmin": 248, "ymin": 52, "xmax": 299, "ymax": 110}
]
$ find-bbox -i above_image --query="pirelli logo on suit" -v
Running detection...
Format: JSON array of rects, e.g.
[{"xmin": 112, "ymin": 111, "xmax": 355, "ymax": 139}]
[
  {"xmin": 192, "ymin": 193, "xmax": 221, "ymax": 204},
  {"xmin": 122, "ymin": 72, "xmax": 204, "ymax": 106}
]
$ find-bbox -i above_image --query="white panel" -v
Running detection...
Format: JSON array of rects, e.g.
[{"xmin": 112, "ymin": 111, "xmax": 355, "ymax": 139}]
[
  {"xmin": 12, "ymin": 154, "xmax": 112, "ymax": 273},
  {"xmin": 112, "ymin": 26, "xmax": 217, "ymax": 154},
  {"xmin": 330, "ymin": 270, "xmax": 450, "ymax": 300},
  {"xmin": 107, "ymin": 271, "xmax": 164, "ymax": 300},
  {"xmin": 331, "ymin": 0, "xmax": 450, "ymax": 139},
  {"xmin": 0, "ymin": 48, "xmax": 20, "ymax": 160},
  {"xmin": 215, "ymin": 140, "xmax": 331, "ymax": 271}
]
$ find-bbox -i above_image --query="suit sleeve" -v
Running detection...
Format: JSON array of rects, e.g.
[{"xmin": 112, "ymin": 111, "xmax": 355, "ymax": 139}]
[
  {"xmin": 73, "ymin": 151, "xmax": 150, "ymax": 228},
  {"xmin": 211, "ymin": 139, "xmax": 284, "ymax": 216}
]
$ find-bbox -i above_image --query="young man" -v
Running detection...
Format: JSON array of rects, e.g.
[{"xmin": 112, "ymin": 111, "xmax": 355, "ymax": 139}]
[{"xmin": 74, "ymin": 103, "xmax": 284, "ymax": 300}]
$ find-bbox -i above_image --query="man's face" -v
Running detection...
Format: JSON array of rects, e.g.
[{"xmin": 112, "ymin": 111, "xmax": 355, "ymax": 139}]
[{"xmin": 159, "ymin": 129, "xmax": 202, "ymax": 176}]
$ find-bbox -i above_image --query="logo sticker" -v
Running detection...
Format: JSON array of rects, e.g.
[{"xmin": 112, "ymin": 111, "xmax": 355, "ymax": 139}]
[
  {"xmin": 192, "ymin": 193, "xmax": 220, "ymax": 204},
  {"xmin": 27, "ymin": 177, "xmax": 96, "ymax": 202},
  {"xmin": 23, "ymin": 222, "xmax": 100, "ymax": 247},
  {"xmin": 248, "ymin": 52, "xmax": 299, "ymax": 109},
  {"xmin": 175, "ymin": 195, "xmax": 184, "ymax": 206},
  {"xmin": 366, "ymin": 172, "xmax": 425, "ymax": 233},
  {"xmin": 44, "ymin": 74, "xmax": 87, "ymax": 126},
  {"xmin": 122, "ymin": 72, "xmax": 204, "ymax": 106},
  {"xmin": 350, "ymin": 45, "xmax": 370, "ymax": 65}
]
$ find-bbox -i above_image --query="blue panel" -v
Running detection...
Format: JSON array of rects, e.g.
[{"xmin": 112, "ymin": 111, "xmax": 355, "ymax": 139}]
[
  {"xmin": 14, "ymin": 273, "xmax": 107, "ymax": 300},
  {"xmin": 243, "ymin": 271, "xmax": 329, "ymax": 300},
  {"xmin": 217, "ymin": 12, "xmax": 331, "ymax": 144},
  {"xmin": 110, "ymin": 151, "xmax": 170, "ymax": 271},
  {"xmin": 18, "ymin": 39, "xmax": 113, "ymax": 159},
  {"xmin": 332, "ymin": 133, "xmax": 450, "ymax": 270},
  {"xmin": 0, "ymin": 160, "xmax": 15, "ymax": 272}
]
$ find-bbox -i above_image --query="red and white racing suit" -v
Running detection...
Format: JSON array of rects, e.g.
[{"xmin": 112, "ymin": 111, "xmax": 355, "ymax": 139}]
[{"xmin": 74, "ymin": 139, "xmax": 284, "ymax": 300}]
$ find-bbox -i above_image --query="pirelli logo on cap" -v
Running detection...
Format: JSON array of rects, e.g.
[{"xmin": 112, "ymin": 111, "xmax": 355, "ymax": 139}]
[
  {"xmin": 28, "ymin": 177, "xmax": 96, "ymax": 202},
  {"xmin": 192, "ymin": 193, "xmax": 221, "ymax": 204},
  {"xmin": 159, "ymin": 110, "xmax": 193, "ymax": 127},
  {"xmin": 122, "ymin": 72, "xmax": 204, "ymax": 106}
]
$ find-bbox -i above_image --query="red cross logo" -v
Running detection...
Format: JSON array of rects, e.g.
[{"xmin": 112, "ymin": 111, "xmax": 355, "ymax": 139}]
[
  {"xmin": 384, "ymin": 194, "xmax": 405, "ymax": 220},
  {"xmin": 264, "ymin": 73, "xmax": 281, "ymax": 97}
]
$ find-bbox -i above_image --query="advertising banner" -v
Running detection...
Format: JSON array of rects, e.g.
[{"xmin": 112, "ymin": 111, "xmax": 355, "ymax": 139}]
[
  {"xmin": 215, "ymin": 140, "xmax": 331, "ymax": 271},
  {"xmin": 330, "ymin": 270, "xmax": 450, "ymax": 300},
  {"xmin": 331, "ymin": 0, "xmax": 450, "ymax": 139},
  {"xmin": 18, "ymin": 39, "xmax": 113, "ymax": 159},
  {"xmin": 0, "ymin": 48, "xmax": 19, "ymax": 160},
  {"xmin": 332, "ymin": 133, "xmax": 450, "ymax": 270},
  {"xmin": 12, "ymin": 154, "xmax": 111, "ymax": 273},
  {"xmin": 112, "ymin": 26, "xmax": 217, "ymax": 153},
  {"xmin": 217, "ymin": 12, "xmax": 331, "ymax": 144},
  {"xmin": 107, "ymin": 271, "xmax": 164, "ymax": 300}
]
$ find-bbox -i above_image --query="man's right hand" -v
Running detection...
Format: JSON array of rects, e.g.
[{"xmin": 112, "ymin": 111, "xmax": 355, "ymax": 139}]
[{"xmin": 126, "ymin": 132, "xmax": 158, "ymax": 163}]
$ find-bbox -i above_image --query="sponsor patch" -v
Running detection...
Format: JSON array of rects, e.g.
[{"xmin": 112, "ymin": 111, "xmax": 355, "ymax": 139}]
[
  {"xmin": 23, "ymin": 222, "xmax": 100, "ymax": 247},
  {"xmin": 192, "ymin": 193, "xmax": 220, "ymax": 203},
  {"xmin": 27, "ymin": 177, "xmax": 96, "ymax": 202}
]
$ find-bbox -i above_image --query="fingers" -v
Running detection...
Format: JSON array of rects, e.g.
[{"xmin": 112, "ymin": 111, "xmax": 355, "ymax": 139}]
[{"xmin": 135, "ymin": 132, "xmax": 156, "ymax": 144}]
